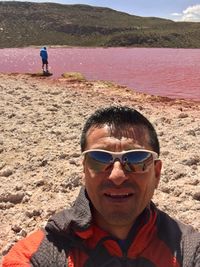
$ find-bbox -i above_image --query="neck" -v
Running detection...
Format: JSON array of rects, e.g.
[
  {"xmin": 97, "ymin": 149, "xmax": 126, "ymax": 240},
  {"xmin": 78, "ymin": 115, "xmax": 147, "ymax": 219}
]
[{"xmin": 93, "ymin": 212, "xmax": 135, "ymax": 240}]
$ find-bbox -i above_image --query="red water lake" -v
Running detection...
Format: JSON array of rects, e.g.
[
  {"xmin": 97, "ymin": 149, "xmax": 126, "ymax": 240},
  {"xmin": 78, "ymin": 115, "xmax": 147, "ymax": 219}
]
[{"xmin": 0, "ymin": 47, "xmax": 200, "ymax": 101}]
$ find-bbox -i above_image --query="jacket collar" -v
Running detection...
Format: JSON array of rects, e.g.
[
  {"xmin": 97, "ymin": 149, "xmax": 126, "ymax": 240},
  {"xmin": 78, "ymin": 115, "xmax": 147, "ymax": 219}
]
[{"xmin": 45, "ymin": 187, "xmax": 92, "ymax": 235}]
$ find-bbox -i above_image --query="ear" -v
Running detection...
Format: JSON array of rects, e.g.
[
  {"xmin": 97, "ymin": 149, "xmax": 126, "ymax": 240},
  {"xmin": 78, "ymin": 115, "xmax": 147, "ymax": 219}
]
[
  {"xmin": 154, "ymin": 160, "xmax": 162, "ymax": 188},
  {"xmin": 82, "ymin": 157, "xmax": 86, "ymax": 172},
  {"xmin": 81, "ymin": 173, "xmax": 86, "ymax": 185},
  {"xmin": 82, "ymin": 158, "xmax": 86, "ymax": 184}
]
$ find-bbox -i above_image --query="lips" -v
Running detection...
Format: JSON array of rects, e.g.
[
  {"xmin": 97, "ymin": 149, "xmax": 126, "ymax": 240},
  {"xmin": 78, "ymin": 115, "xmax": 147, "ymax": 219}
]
[{"xmin": 104, "ymin": 192, "xmax": 133, "ymax": 199}]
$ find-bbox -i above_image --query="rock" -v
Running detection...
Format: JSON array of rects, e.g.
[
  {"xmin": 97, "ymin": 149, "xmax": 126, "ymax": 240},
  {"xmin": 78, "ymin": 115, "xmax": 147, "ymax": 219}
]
[
  {"xmin": 0, "ymin": 192, "xmax": 25, "ymax": 204},
  {"xmin": 181, "ymin": 156, "xmax": 200, "ymax": 166},
  {"xmin": 193, "ymin": 192, "xmax": 200, "ymax": 201},
  {"xmin": 2, "ymin": 242, "xmax": 15, "ymax": 256},
  {"xmin": 61, "ymin": 174, "xmax": 82, "ymax": 190},
  {"xmin": 11, "ymin": 225, "xmax": 22, "ymax": 233},
  {"xmin": 177, "ymin": 113, "xmax": 189, "ymax": 118},
  {"xmin": 69, "ymin": 159, "xmax": 78, "ymax": 165},
  {"xmin": 0, "ymin": 167, "xmax": 13, "ymax": 177},
  {"xmin": 186, "ymin": 130, "xmax": 196, "ymax": 136},
  {"xmin": 0, "ymin": 162, "xmax": 6, "ymax": 170},
  {"xmin": 25, "ymin": 209, "xmax": 42, "ymax": 218}
]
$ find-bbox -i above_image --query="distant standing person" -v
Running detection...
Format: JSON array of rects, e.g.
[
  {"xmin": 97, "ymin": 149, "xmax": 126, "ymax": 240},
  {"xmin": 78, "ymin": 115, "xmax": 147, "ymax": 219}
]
[{"xmin": 40, "ymin": 46, "xmax": 48, "ymax": 74}]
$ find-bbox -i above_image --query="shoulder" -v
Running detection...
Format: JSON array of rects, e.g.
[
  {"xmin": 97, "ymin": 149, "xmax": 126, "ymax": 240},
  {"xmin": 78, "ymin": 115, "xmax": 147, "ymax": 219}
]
[
  {"xmin": 2, "ymin": 228, "xmax": 69, "ymax": 266},
  {"xmin": 156, "ymin": 207, "xmax": 197, "ymax": 234},
  {"xmin": 156, "ymin": 207, "xmax": 200, "ymax": 266},
  {"xmin": 181, "ymin": 228, "xmax": 200, "ymax": 267},
  {"xmin": 2, "ymin": 229, "xmax": 45, "ymax": 265}
]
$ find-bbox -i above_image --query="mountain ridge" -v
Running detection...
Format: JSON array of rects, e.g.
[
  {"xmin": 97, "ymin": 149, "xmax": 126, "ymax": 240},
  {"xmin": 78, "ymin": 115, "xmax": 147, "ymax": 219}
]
[{"xmin": 1, "ymin": 1, "xmax": 200, "ymax": 48}]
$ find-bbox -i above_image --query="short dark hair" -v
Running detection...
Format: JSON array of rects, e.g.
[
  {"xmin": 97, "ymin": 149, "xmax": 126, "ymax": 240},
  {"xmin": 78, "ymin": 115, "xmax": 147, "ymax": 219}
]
[{"xmin": 80, "ymin": 106, "xmax": 160, "ymax": 155}]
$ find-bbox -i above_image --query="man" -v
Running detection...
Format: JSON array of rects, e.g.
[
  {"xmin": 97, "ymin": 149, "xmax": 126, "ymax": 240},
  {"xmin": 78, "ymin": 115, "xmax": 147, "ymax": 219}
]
[
  {"xmin": 2, "ymin": 106, "xmax": 200, "ymax": 266},
  {"xmin": 40, "ymin": 46, "xmax": 48, "ymax": 74}
]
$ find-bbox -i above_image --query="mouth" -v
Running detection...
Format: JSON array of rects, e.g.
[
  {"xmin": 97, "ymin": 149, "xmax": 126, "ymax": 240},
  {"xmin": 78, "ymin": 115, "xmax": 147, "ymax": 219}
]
[{"xmin": 104, "ymin": 192, "xmax": 133, "ymax": 200}]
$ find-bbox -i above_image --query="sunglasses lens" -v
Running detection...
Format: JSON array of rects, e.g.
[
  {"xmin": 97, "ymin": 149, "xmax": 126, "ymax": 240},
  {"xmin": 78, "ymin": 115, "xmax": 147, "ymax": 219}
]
[
  {"xmin": 86, "ymin": 151, "xmax": 113, "ymax": 172},
  {"xmin": 124, "ymin": 151, "xmax": 152, "ymax": 163},
  {"xmin": 89, "ymin": 151, "xmax": 113, "ymax": 163},
  {"xmin": 123, "ymin": 151, "xmax": 153, "ymax": 172}
]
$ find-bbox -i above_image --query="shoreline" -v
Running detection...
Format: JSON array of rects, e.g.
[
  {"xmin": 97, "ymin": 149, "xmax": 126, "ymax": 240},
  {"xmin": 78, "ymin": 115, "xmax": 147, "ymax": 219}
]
[
  {"xmin": 4, "ymin": 72, "xmax": 200, "ymax": 104},
  {"xmin": 0, "ymin": 73, "xmax": 200, "ymax": 259}
]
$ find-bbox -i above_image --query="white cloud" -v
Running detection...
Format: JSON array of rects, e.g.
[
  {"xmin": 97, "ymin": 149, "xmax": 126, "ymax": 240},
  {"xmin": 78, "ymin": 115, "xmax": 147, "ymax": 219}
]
[
  {"xmin": 170, "ymin": 12, "xmax": 182, "ymax": 22},
  {"xmin": 181, "ymin": 5, "xmax": 200, "ymax": 22},
  {"xmin": 171, "ymin": 12, "xmax": 181, "ymax": 17}
]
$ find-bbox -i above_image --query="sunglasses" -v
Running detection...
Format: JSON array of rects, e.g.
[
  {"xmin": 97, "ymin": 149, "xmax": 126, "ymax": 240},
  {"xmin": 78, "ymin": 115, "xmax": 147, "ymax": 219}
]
[{"xmin": 83, "ymin": 149, "xmax": 158, "ymax": 173}]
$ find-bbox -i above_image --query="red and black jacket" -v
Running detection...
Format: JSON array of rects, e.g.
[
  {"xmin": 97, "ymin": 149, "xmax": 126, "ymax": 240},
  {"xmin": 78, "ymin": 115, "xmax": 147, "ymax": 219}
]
[{"xmin": 2, "ymin": 187, "xmax": 200, "ymax": 266}]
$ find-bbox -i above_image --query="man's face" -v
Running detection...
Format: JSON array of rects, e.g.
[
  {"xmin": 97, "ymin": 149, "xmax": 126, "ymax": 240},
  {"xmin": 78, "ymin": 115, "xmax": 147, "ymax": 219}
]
[{"xmin": 82, "ymin": 124, "xmax": 162, "ymax": 233}]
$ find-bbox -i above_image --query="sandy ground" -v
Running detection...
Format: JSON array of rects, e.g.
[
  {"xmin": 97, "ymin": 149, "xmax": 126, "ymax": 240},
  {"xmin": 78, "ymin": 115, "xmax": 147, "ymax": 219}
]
[{"xmin": 0, "ymin": 73, "xmax": 200, "ymax": 261}]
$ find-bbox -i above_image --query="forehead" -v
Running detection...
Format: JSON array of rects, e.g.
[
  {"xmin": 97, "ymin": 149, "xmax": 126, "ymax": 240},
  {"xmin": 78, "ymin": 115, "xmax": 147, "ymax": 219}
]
[{"xmin": 85, "ymin": 124, "xmax": 151, "ymax": 150}]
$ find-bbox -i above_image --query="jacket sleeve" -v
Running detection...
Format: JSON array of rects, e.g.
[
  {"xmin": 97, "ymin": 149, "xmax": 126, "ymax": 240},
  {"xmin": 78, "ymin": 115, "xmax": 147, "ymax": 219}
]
[
  {"xmin": 193, "ymin": 243, "xmax": 200, "ymax": 267},
  {"xmin": 1, "ymin": 230, "xmax": 45, "ymax": 267},
  {"xmin": 182, "ymin": 231, "xmax": 200, "ymax": 267}
]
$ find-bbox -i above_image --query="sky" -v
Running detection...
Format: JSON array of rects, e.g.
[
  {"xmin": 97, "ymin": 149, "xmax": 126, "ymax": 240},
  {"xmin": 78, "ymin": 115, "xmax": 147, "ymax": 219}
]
[{"xmin": 2, "ymin": 0, "xmax": 200, "ymax": 22}]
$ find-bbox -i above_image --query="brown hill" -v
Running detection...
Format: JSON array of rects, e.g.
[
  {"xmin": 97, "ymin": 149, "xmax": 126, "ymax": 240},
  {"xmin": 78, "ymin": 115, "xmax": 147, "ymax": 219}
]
[{"xmin": 1, "ymin": 1, "xmax": 200, "ymax": 48}]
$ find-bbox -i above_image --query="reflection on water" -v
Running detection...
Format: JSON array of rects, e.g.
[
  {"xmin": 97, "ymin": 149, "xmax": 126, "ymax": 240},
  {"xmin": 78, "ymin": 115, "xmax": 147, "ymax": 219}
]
[{"xmin": 0, "ymin": 47, "xmax": 200, "ymax": 101}]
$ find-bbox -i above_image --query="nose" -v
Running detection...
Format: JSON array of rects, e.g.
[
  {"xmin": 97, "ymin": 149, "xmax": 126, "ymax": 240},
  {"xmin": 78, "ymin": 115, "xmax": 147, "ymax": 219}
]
[{"xmin": 108, "ymin": 161, "xmax": 128, "ymax": 185}]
